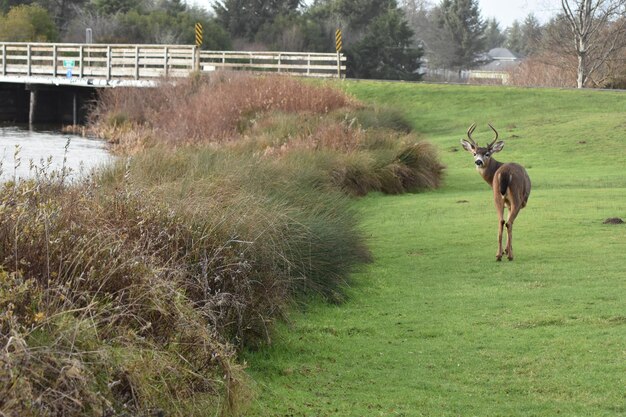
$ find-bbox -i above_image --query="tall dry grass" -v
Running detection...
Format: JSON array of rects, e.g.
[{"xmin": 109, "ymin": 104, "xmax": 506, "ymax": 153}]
[
  {"xmin": 0, "ymin": 145, "xmax": 373, "ymax": 416},
  {"xmin": 90, "ymin": 72, "xmax": 354, "ymax": 151},
  {"xmin": 0, "ymin": 73, "xmax": 445, "ymax": 416},
  {"xmin": 90, "ymin": 73, "xmax": 445, "ymax": 196},
  {"xmin": 0, "ymin": 169, "xmax": 249, "ymax": 417}
]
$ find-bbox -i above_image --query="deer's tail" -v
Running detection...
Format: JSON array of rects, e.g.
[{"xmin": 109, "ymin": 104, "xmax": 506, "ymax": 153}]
[{"xmin": 499, "ymin": 173, "xmax": 511, "ymax": 197}]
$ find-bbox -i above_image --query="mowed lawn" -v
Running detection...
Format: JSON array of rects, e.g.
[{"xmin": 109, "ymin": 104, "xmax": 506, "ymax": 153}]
[{"xmin": 244, "ymin": 83, "xmax": 626, "ymax": 416}]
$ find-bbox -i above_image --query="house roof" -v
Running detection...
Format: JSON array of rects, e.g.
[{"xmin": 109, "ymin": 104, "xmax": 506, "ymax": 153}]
[{"xmin": 487, "ymin": 48, "xmax": 520, "ymax": 60}]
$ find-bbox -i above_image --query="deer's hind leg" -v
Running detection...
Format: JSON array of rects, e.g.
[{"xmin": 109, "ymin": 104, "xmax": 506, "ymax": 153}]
[
  {"xmin": 505, "ymin": 203, "xmax": 522, "ymax": 261},
  {"xmin": 495, "ymin": 196, "xmax": 505, "ymax": 261}
]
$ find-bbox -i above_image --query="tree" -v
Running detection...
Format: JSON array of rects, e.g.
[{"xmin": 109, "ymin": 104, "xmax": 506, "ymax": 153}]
[
  {"xmin": 111, "ymin": 7, "xmax": 231, "ymax": 47},
  {"xmin": 346, "ymin": 7, "xmax": 422, "ymax": 79},
  {"xmin": 0, "ymin": 0, "xmax": 31, "ymax": 14},
  {"xmin": 0, "ymin": 4, "xmax": 58, "ymax": 41},
  {"xmin": 37, "ymin": 0, "xmax": 87, "ymax": 33},
  {"xmin": 255, "ymin": 13, "xmax": 328, "ymax": 51},
  {"xmin": 334, "ymin": 0, "xmax": 397, "ymax": 30},
  {"xmin": 505, "ymin": 20, "xmax": 523, "ymax": 55},
  {"xmin": 400, "ymin": 0, "xmax": 430, "ymax": 30},
  {"xmin": 560, "ymin": 0, "xmax": 626, "ymax": 87},
  {"xmin": 308, "ymin": 0, "xmax": 422, "ymax": 79},
  {"xmin": 214, "ymin": 0, "xmax": 301, "ymax": 41},
  {"xmin": 520, "ymin": 13, "xmax": 543, "ymax": 56},
  {"xmin": 434, "ymin": 0, "xmax": 486, "ymax": 71},
  {"xmin": 92, "ymin": 0, "xmax": 141, "ymax": 15},
  {"xmin": 485, "ymin": 17, "xmax": 505, "ymax": 50}
]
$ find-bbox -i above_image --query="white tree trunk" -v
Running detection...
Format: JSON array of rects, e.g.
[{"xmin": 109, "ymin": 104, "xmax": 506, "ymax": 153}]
[{"xmin": 577, "ymin": 53, "xmax": 585, "ymax": 88}]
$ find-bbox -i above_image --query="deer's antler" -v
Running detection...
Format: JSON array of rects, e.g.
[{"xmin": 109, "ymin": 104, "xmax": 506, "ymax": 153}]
[
  {"xmin": 487, "ymin": 123, "xmax": 499, "ymax": 147},
  {"xmin": 466, "ymin": 123, "xmax": 478, "ymax": 146}
]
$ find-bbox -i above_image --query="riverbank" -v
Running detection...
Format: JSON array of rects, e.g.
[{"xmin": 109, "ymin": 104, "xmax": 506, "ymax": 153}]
[{"xmin": 0, "ymin": 73, "xmax": 445, "ymax": 416}]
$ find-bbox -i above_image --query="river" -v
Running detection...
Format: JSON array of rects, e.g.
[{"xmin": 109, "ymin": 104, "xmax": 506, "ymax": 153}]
[{"xmin": 0, "ymin": 125, "xmax": 112, "ymax": 181}]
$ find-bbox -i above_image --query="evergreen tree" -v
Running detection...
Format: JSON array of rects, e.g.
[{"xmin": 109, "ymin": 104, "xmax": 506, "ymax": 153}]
[
  {"xmin": 309, "ymin": 0, "xmax": 422, "ymax": 80},
  {"xmin": 436, "ymin": 0, "xmax": 486, "ymax": 70},
  {"xmin": 214, "ymin": 0, "xmax": 301, "ymax": 40},
  {"xmin": 485, "ymin": 17, "xmax": 505, "ymax": 50},
  {"xmin": 520, "ymin": 13, "xmax": 542, "ymax": 56},
  {"xmin": 347, "ymin": 6, "xmax": 422, "ymax": 79},
  {"xmin": 334, "ymin": 0, "xmax": 397, "ymax": 31},
  {"xmin": 505, "ymin": 20, "xmax": 523, "ymax": 55}
]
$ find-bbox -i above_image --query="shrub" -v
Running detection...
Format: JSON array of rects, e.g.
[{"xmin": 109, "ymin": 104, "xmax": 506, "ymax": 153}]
[{"xmin": 506, "ymin": 53, "xmax": 577, "ymax": 88}]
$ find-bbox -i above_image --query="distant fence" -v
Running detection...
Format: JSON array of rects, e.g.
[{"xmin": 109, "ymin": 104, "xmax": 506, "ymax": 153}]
[{"xmin": 0, "ymin": 42, "xmax": 346, "ymax": 84}]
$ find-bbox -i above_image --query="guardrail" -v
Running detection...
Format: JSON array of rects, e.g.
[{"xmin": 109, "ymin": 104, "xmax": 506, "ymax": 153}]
[{"xmin": 0, "ymin": 42, "xmax": 346, "ymax": 83}]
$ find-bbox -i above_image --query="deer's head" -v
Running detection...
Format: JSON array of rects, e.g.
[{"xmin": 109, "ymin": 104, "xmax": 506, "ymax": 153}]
[{"xmin": 460, "ymin": 123, "xmax": 505, "ymax": 168}]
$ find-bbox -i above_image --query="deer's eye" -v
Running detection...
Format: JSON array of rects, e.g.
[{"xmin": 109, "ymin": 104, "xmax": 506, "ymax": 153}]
[{"xmin": 485, "ymin": 153, "xmax": 490, "ymax": 157}]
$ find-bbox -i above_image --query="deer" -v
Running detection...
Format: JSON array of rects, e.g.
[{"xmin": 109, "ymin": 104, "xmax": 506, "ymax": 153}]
[{"xmin": 460, "ymin": 123, "xmax": 531, "ymax": 261}]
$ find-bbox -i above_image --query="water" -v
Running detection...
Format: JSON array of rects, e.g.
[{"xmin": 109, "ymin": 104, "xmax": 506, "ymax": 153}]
[{"xmin": 0, "ymin": 125, "xmax": 112, "ymax": 181}]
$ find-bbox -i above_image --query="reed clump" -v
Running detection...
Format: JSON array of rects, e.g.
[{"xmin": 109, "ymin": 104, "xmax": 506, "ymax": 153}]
[
  {"xmin": 0, "ymin": 171, "xmax": 249, "ymax": 417},
  {"xmin": 90, "ymin": 72, "xmax": 445, "ymax": 196}
]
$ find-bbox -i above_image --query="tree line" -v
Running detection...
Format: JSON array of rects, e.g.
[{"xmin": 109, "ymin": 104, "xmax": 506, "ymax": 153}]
[{"xmin": 1, "ymin": 0, "xmax": 625, "ymax": 86}]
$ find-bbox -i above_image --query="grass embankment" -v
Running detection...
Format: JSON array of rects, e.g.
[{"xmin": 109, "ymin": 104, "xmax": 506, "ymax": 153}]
[
  {"xmin": 0, "ymin": 74, "xmax": 444, "ymax": 416},
  {"xmin": 244, "ymin": 83, "xmax": 626, "ymax": 416}
]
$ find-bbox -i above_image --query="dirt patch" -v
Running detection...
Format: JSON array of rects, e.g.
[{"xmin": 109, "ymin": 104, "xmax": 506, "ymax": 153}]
[
  {"xmin": 456, "ymin": 200, "xmax": 469, "ymax": 204},
  {"xmin": 603, "ymin": 217, "xmax": 624, "ymax": 224}
]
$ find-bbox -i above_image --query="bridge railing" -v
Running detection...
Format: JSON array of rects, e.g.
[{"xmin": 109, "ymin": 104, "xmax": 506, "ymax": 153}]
[
  {"xmin": 0, "ymin": 42, "xmax": 346, "ymax": 82},
  {"xmin": 200, "ymin": 51, "xmax": 346, "ymax": 78}
]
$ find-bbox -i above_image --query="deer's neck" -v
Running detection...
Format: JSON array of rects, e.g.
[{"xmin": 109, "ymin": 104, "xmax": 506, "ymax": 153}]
[{"xmin": 477, "ymin": 158, "xmax": 503, "ymax": 188}]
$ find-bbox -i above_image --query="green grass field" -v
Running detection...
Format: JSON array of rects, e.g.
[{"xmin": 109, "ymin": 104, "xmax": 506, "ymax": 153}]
[{"xmin": 244, "ymin": 83, "xmax": 626, "ymax": 416}]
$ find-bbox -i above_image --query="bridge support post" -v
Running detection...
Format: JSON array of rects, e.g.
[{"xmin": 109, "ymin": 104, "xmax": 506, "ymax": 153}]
[
  {"xmin": 29, "ymin": 89, "xmax": 37, "ymax": 125},
  {"xmin": 72, "ymin": 92, "xmax": 78, "ymax": 125}
]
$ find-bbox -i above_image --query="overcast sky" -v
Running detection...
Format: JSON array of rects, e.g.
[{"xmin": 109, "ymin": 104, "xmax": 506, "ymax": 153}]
[
  {"xmin": 191, "ymin": 0, "xmax": 561, "ymax": 30},
  {"xmin": 478, "ymin": 0, "xmax": 559, "ymax": 28}
]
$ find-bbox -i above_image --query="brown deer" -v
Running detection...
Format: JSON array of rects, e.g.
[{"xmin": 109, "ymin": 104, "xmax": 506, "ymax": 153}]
[{"xmin": 460, "ymin": 123, "xmax": 531, "ymax": 261}]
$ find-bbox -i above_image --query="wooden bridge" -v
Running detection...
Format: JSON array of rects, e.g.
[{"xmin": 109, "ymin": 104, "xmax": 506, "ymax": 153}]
[{"xmin": 0, "ymin": 42, "xmax": 346, "ymax": 87}]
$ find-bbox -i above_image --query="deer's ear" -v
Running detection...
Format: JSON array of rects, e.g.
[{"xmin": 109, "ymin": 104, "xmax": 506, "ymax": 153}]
[
  {"xmin": 460, "ymin": 139, "xmax": 475, "ymax": 152},
  {"xmin": 490, "ymin": 141, "xmax": 505, "ymax": 153}
]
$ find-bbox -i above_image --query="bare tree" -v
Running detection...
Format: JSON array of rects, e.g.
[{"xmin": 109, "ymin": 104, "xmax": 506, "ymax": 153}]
[
  {"xmin": 400, "ymin": 0, "xmax": 431, "ymax": 29},
  {"xmin": 560, "ymin": 0, "xmax": 626, "ymax": 87}
]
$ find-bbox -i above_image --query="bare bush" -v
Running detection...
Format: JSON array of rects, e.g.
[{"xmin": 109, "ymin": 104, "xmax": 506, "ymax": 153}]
[{"xmin": 507, "ymin": 53, "xmax": 577, "ymax": 88}]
